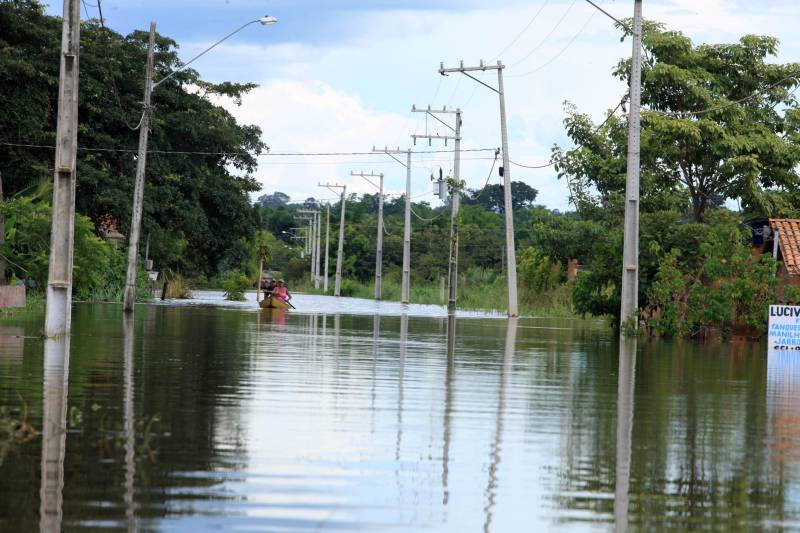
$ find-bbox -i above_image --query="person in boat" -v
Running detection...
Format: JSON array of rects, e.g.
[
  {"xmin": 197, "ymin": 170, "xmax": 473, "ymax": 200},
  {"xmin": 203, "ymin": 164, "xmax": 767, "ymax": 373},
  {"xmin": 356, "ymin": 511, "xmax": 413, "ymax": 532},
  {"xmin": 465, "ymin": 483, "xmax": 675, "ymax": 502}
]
[
  {"xmin": 271, "ymin": 279, "xmax": 291, "ymax": 302},
  {"xmin": 262, "ymin": 277, "xmax": 276, "ymax": 301}
]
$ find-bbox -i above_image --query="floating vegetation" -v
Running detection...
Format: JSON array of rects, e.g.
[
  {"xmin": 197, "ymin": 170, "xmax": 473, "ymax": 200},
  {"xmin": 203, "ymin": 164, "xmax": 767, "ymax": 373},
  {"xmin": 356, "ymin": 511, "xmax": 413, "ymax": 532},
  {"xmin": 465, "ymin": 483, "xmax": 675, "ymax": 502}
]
[{"xmin": 0, "ymin": 402, "xmax": 37, "ymax": 468}]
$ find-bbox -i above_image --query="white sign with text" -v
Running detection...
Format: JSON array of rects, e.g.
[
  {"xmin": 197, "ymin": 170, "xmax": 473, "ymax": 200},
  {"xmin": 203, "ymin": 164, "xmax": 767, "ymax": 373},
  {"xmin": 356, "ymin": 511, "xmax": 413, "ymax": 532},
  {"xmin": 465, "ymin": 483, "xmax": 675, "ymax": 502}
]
[{"xmin": 769, "ymin": 305, "xmax": 800, "ymax": 353}]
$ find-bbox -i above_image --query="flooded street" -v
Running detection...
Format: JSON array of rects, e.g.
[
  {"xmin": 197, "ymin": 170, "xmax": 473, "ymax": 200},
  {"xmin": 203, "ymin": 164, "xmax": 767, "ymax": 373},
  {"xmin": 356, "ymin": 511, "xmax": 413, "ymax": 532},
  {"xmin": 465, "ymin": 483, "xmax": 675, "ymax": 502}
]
[{"xmin": 0, "ymin": 295, "xmax": 798, "ymax": 531}]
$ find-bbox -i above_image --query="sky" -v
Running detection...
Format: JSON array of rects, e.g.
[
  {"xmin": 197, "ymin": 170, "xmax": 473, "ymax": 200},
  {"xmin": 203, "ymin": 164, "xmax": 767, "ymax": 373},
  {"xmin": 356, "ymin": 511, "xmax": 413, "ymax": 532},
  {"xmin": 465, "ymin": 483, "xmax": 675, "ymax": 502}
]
[{"xmin": 45, "ymin": 0, "xmax": 800, "ymax": 209}]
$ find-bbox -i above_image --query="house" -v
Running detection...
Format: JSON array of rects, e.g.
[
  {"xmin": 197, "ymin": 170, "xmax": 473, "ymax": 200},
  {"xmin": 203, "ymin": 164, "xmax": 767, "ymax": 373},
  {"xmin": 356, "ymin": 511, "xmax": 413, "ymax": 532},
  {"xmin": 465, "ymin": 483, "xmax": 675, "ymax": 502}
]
[{"xmin": 761, "ymin": 219, "xmax": 800, "ymax": 299}]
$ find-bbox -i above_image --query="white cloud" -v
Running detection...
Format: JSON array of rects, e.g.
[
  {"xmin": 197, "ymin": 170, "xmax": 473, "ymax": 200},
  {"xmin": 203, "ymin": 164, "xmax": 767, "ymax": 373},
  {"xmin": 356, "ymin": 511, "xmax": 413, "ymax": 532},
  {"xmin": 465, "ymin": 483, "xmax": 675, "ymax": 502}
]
[
  {"xmin": 201, "ymin": 0, "xmax": 800, "ymax": 209},
  {"xmin": 214, "ymin": 80, "xmax": 420, "ymax": 202}
]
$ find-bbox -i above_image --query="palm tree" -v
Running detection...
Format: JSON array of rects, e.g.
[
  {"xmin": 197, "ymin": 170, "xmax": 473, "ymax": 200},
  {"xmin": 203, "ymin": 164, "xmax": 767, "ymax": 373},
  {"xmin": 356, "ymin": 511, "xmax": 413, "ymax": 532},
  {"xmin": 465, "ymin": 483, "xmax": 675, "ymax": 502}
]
[{"xmin": 254, "ymin": 231, "xmax": 273, "ymax": 302}]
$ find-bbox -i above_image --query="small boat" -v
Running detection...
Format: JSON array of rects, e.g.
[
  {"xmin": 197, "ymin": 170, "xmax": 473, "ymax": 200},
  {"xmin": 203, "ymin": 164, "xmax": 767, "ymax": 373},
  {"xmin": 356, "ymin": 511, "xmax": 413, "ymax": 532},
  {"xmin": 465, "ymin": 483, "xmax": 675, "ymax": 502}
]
[{"xmin": 260, "ymin": 295, "xmax": 290, "ymax": 310}]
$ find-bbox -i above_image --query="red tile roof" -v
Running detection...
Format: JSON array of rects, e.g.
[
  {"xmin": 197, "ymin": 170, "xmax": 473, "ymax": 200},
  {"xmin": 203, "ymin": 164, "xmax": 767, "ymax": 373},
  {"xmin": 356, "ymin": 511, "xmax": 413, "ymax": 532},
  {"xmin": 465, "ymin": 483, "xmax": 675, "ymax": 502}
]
[{"xmin": 771, "ymin": 219, "xmax": 800, "ymax": 274}]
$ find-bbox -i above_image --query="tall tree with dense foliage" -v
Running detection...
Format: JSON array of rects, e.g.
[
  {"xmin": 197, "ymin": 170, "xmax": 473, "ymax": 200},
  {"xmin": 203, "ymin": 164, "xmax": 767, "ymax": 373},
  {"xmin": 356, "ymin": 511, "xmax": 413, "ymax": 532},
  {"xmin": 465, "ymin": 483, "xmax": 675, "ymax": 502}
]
[
  {"xmin": 554, "ymin": 21, "xmax": 800, "ymax": 222},
  {"xmin": 0, "ymin": 0, "xmax": 266, "ymax": 280}
]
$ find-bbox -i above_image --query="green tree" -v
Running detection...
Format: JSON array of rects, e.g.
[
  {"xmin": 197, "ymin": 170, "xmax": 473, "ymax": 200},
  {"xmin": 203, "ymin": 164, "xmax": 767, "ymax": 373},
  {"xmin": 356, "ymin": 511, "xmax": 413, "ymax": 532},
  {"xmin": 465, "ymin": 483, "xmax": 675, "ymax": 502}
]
[
  {"xmin": 464, "ymin": 181, "xmax": 538, "ymax": 213},
  {"xmin": 0, "ymin": 194, "xmax": 149, "ymax": 301},
  {"xmin": 554, "ymin": 21, "xmax": 800, "ymax": 222},
  {"xmin": 0, "ymin": 1, "xmax": 266, "ymax": 279}
]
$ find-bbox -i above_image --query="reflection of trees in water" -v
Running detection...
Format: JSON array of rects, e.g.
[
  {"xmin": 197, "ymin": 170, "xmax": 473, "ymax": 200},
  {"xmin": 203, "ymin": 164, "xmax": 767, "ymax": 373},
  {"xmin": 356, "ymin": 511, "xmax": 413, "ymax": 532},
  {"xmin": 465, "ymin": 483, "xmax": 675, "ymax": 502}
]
[
  {"xmin": 552, "ymin": 339, "xmax": 789, "ymax": 530},
  {"xmin": 533, "ymin": 325, "xmax": 619, "ymax": 519},
  {"xmin": 1, "ymin": 304, "xmax": 260, "ymax": 528}
]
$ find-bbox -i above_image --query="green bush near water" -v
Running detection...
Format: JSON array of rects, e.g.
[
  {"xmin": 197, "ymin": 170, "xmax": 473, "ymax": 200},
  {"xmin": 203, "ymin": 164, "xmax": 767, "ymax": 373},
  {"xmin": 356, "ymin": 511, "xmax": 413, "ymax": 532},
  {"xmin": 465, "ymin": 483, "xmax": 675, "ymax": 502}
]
[
  {"xmin": 221, "ymin": 270, "xmax": 250, "ymax": 301},
  {"xmin": 295, "ymin": 266, "xmax": 575, "ymax": 317},
  {"xmin": 0, "ymin": 196, "xmax": 151, "ymax": 303}
]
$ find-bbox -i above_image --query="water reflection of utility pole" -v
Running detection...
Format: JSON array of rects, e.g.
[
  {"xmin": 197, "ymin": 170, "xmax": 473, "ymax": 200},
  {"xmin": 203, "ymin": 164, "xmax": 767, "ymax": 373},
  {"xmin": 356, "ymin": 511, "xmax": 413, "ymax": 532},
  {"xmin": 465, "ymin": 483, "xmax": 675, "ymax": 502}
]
[
  {"xmin": 334, "ymin": 314, "xmax": 341, "ymax": 350},
  {"xmin": 483, "ymin": 318, "xmax": 517, "ymax": 533},
  {"xmin": 311, "ymin": 313, "xmax": 319, "ymax": 360},
  {"xmin": 123, "ymin": 315, "xmax": 138, "ymax": 532},
  {"xmin": 396, "ymin": 314, "xmax": 408, "ymax": 462},
  {"xmin": 371, "ymin": 315, "xmax": 381, "ymax": 433},
  {"xmin": 394, "ymin": 314, "xmax": 408, "ymax": 514},
  {"xmin": 442, "ymin": 314, "xmax": 456, "ymax": 506},
  {"xmin": 615, "ymin": 338, "xmax": 637, "ymax": 533},
  {"xmin": 40, "ymin": 337, "xmax": 71, "ymax": 533}
]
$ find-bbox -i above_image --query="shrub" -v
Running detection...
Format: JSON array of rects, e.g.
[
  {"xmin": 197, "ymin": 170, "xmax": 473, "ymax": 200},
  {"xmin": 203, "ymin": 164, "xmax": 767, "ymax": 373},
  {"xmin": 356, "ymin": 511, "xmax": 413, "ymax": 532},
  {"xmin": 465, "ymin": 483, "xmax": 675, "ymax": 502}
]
[
  {"xmin": 517, "ymin": 247, "xmax": 564, "ymax": 298},
  {"xmin": 163, "ymin": 272, "xmax": 193, "ymax": 299},
  {"xmin": 0, "ymin": 197, "xmax": 151, "ymax": 302},
  {"xmin": 221, "ymin": 269, "xmax": 250, "ymax": 301},
  {"xmin": 644, "ymin": 212, "xmax": 777, "ymax": 337}
]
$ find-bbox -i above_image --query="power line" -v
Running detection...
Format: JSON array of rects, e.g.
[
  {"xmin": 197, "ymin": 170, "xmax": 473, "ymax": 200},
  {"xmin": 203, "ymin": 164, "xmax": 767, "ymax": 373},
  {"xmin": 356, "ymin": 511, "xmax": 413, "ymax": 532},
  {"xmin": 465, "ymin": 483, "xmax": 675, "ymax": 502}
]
[
  {"xmin": 0, "ymin": 141, "xmax": 497, "ymax": 157},
  {"xmin": 93, "ymin": 0, "xmax": 142, "ymax": 131},
  {"xmin": 510, "ymin": 159, "xmax": 554, "ymax": 170},
  {"xmin": 510, "ymin": 71, "xmax": 800, "ymax": 168},
  {"xmin": 645, "ymin": 72, "xmax": 800, "ymax": 118},
  {"xmin": 506, "ymin": 7, "xmax": 598, "ymax": 78},
  {"xmin": 410, "ymin": 206, "xmax": 444, "ymax": 222},
  {"xmin": 469, "ymin": 149, "xmax": 500, "ymax": 200},
  {"xmin": 256, "ymin": 157, "xmax": 496, "ymax": 166},
  {"xmin": 410, "ymin": 190, "xmax": 435, "ymax": 199},
  {"xmin": 509, "ymin": 97, "xmax": 625, "ymax": 169},
  {"xmin": 491, "ymin": 0, "xmax": 550, "ymax": 60},
  {"xmin": 508, "ymin": 0, "xmax": 578, "ymax": 69},
  {"xmin": 582, "ymin": 0, "xmax": 630, "ymax": 32}
]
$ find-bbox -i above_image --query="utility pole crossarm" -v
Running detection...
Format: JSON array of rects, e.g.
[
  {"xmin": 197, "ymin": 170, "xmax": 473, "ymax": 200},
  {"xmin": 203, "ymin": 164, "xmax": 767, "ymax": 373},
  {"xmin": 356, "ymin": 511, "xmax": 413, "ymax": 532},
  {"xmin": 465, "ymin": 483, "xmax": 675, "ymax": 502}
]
[
  {"xmin": 372, "ymin": 146, "xmax": 408, "ymax": 168},
  {"xmin": 411, "ymin": 134, "xmax": 459, "ymax": 142},
  {"xmin": 351, "ymin": 171, "xmax": 383, "ymax": 191},
  {"xmin": 439, "ymin": 60, "xmax": 503, "ymax": 74},
  {"xmin": 439, "ymin": 61, "xmax": 502, "ymax": 93},
  {"xmin": 411, "ymin": 105, "xmax": 459, "ymax": 114}
]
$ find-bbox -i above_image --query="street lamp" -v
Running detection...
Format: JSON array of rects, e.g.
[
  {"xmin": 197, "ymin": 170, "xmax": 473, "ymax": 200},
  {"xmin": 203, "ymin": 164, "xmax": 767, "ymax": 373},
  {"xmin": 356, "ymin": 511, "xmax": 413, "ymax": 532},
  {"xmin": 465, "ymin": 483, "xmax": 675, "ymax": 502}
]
[
  {"xmin": 123, "ymin": 16, "xmax": 278, "ymax": 312},
  {"xmin": 152, "ymin": 15, "xmax": 278, "ymax": 90}
]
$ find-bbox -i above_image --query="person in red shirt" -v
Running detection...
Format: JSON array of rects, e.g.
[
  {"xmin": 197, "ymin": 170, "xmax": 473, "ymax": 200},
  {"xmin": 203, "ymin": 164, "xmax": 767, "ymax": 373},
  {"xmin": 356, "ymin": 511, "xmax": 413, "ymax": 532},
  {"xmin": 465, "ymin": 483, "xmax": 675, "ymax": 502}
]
[{"xmin": 272, "ymin": 279, "xmax": 291, "ymax": 302}]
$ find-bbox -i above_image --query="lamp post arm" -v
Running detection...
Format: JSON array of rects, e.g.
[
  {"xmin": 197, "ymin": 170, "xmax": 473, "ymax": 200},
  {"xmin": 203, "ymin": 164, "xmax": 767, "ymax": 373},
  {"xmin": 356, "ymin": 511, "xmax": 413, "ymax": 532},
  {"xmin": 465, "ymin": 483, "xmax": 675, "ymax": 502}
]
[{"xmin": 152, "ymin": 19, "xmax": 260, "ymax": 90}]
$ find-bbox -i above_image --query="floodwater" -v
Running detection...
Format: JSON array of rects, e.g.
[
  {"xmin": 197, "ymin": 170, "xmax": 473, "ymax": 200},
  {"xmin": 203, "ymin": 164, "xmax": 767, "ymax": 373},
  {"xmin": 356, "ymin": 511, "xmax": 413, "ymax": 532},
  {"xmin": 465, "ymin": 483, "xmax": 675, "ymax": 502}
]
[{"xmin": 0, "ymin": 293, "xmax": 798, "ymax": 531}]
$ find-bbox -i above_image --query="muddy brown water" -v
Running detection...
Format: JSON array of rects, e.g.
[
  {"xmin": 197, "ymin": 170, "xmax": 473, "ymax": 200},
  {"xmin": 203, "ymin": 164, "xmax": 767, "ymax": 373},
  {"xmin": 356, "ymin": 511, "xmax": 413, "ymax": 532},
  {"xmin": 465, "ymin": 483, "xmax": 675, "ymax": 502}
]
[{"xmin": 0, "ymin": 292, "xmax": 796, "ymax": 531}]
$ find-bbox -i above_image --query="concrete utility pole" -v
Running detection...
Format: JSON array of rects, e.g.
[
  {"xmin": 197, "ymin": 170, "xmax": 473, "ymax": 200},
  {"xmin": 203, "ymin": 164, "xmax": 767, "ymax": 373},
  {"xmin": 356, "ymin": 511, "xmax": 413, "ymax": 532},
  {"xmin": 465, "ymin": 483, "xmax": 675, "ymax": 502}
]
[
  {"xmin": 44, "ymin": 0, "xmax": 81, "ymax": 337},
  {"xmin": 324, "ymin": 203, "xmax": 331, "ymax": 293},
  {"xmin": 373, "ymin": 147, "xmax": 413, "ymax": 304},
  {"xmin": 123, "ymin": 22, "xmax": 156, "ymax": 313},
  {"xmin": 320, "ymin": 183, "xmax": 347, "ymax": 296},
  {"xmin": 0, "ymin": 172, "xmax": 5, "ymax": 285},
  {"xmin": 619, "ymin": 0, "xmax": 643, "ymax": 329},
  {"xmin": 309, "ymin": 216, "xmax": 314, "ymax": 281},
  {"xmin": 439, "ymin": 60, "xmax": 518, "ymax": 317},
  {"xmin": 411, "ymin": 106, "xmax": 462, "ymax": 314},
  {"xmin": 314, "ymin": 210, "xmax": 322, "ymax": 288},
  {"xmin": 352, "ymin": 171, "xmax": 385, "ymax": 300},
  {"xmin": 121, "ymin": 17, "xmax": 277, "ymax": 315},
  {"xmin": 297, "ymin": 209, "xmax": 319, "ymax": 283},
  {"xmin": 287, "ymin": 227, "xmax": 307, "ymax": 257}
]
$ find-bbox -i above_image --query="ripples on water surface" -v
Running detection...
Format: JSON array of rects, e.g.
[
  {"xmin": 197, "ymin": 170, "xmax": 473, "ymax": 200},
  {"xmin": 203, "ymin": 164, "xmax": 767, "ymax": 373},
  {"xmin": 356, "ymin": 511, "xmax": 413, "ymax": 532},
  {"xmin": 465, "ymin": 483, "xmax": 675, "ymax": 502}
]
[{"xmin": 0, "ymin": 294, "xmax": 799, "ymax": 531}]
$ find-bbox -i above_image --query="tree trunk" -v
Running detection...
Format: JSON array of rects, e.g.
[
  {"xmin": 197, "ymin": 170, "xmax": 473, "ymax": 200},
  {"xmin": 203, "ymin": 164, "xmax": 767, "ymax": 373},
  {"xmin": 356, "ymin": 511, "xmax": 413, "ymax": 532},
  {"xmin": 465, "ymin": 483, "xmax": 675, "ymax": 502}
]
[
  {"xmin": 691, "ymin": 191, "xmax": 707, "ymax": 222},
  {"xmin": 0, "ymin": 172, "xmax": 6, "ymax": 285},
  {"xmin": 257, "ymin": 258, "xmax": 263, "ymax": 302}
]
